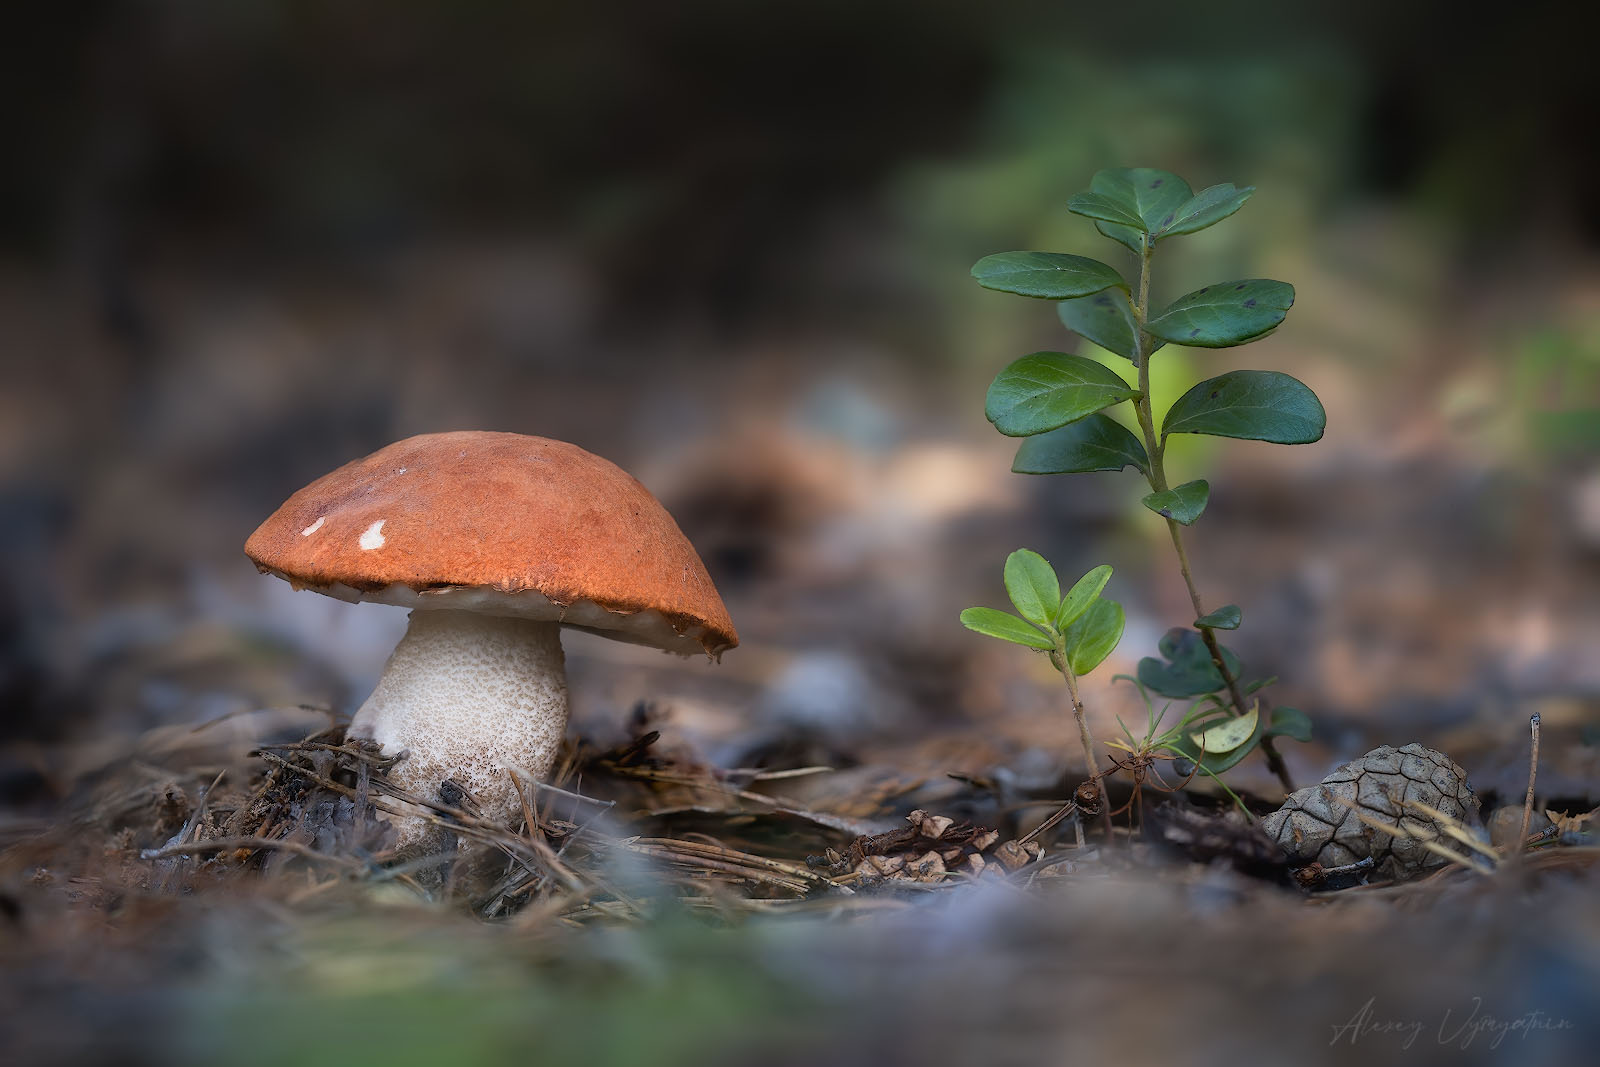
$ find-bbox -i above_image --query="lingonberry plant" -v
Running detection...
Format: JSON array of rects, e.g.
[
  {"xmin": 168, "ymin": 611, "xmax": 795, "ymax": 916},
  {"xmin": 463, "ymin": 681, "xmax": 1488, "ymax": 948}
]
[
  {"xmin": 966, "ymin": 167, "xmax": 1321, "ymax": 794},
  {"xmin": 961, "ymin": 551, "xmax": 1123, "ymax": 837}
]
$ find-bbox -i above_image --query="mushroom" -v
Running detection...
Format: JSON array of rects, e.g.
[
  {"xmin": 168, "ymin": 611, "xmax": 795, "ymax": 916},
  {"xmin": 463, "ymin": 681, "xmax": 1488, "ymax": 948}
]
[{"xmin": 244, "ymin": 431, "xmax": 737, "ymax": 847}]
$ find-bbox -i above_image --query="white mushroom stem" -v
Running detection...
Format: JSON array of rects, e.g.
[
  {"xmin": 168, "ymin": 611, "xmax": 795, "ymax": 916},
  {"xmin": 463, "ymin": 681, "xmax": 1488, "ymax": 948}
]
[{"xmin": 349, "ymin": 609, "xmax": 568, "ymax": 846}]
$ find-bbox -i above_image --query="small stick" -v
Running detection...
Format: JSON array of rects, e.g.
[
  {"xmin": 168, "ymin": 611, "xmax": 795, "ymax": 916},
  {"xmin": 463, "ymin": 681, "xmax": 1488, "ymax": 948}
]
[
  {"xmin": 1051, "ymin": 652, "xmax": 1116, "ymax": 843},
  {"xmin": 1517, "ymin": 712, "xmax": 1541, "ymax": 853},
  {"xmin": 155, "ymin": 770, "xmax": 227, "ymax": 891},
  {"xmin": 354, "ymin": 749, "xmax": 373, "ymax": 837},
  {"xmin": 503, "ymin": 766, "xmax": 617, "ymax": 815},
  {"xmin": 141, "ymin": 836, "xmax": 362, "ymax": 869},
  {"xmin": 255, "ymin": 740, "xmax": 403, "ymax": 768},
  {"xmin": 177, "ymin": 770, "xmax": 227, "ymax": 845},
  {"xmin": 1017, "ymin": 799, "xmax": 1080, "ymax": 846},
  {"xmin": 726, "ymin": 765, "xmax": 835, "ymax": 782},
  {"xmin": 505, "ymin": 772, "xmax": 586, "ymax": 893},
  {"xmin": 1323, "ymin": 856, "xmax": 1375, "ymax": 877}
]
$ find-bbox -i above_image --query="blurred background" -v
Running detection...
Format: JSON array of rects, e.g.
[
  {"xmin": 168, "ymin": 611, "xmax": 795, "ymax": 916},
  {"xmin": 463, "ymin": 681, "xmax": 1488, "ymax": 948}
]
[{"xmin": 2, "ymin": 3, "xmax": 1597, "ymax": 1063}]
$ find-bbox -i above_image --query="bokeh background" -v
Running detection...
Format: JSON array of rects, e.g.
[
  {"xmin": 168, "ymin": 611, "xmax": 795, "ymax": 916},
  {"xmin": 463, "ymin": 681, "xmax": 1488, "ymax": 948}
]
[{"xmin": 3, "ymin": 3, "xmax": 1597, "ymax": 1064}]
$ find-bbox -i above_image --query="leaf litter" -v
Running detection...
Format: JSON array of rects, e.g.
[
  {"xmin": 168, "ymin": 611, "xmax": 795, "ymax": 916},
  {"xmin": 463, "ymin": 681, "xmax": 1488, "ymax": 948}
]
[{"xmin": 2, "ymin": 624, "xmax": 1597, "ymax": 1067}]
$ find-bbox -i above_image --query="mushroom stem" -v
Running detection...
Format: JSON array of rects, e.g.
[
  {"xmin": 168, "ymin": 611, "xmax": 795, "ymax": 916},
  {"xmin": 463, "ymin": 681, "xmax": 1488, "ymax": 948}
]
[{"xmin": 349, "ymin": 609, "xmax": 569, "ymax": 846}]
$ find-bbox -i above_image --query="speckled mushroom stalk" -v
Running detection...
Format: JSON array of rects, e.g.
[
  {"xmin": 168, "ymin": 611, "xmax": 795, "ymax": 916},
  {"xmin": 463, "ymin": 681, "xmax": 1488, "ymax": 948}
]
[{"xmin": 349, "ymin": 609, "xmax": 568, "ymax": 844}]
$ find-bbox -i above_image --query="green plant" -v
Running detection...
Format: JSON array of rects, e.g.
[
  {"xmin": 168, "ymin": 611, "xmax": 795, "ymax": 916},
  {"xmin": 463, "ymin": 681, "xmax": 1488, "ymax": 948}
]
[
  {"xmin": 962, "ymin": 551, "xmax": 1125, "ymax": 838},
  {"xmin": 1103, "ymin": 676, "xmax": 1258, "ymax": 826},
  {"xmin": 971, "ymin": 167, "xmax": 1324, "ymax": 793}
]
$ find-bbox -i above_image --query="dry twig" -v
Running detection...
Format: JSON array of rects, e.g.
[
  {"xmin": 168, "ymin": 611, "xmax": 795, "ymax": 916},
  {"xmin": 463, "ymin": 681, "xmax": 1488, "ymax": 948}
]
[{"xmin": 1517, "ymin": 712, "xmax": 1541, "ymax": 854}]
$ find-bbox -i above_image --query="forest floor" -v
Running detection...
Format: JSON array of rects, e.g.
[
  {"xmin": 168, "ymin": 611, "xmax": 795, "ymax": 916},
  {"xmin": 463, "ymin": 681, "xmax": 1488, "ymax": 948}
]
[{"xmin": 3, "ymin": 691, "xmax": 1595, "ymax": 1067}]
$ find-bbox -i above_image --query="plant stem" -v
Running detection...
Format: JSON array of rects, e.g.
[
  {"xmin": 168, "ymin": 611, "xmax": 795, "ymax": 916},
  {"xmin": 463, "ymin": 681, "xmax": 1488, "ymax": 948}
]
[
  {"xmin": 1130, "ymin": 239, "xmax": 1165, "ymax": 490},
  {"xmin": 1127, "ymin": 236, "xmax": 1296, "ymax": 795},
  {"xmin": 1052, "ymin": 651, "xmax": 1116, "ymax": 843},
  {"xmin": 1165, "ymin": 520, "xmax": 1296, "ymax": 792}
]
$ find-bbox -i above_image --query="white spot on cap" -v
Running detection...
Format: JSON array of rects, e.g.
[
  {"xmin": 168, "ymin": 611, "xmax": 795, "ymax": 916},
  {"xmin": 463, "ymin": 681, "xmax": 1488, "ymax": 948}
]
[
  {"xmin": 301, "ymin": 516, "xmax": 326, "ymax": 537},
  {"xmin": 360, "ymin": 520, "xmax": 387, "ymax": 551}
]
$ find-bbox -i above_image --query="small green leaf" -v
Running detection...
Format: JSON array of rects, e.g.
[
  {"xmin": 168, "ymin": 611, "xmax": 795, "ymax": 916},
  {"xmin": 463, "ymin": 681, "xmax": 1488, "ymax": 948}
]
[
  {"xmin": 1137, "ymin": 628, "xmax": 1242, "ymax": 698},
  {"xmin": 1146, "ymin": 280, "xmax": 1294, "ymax": 348},
  {"xmin": 1265, "ymin": 707, "xmax": 1313, "ymax": 743},
  {"xmin": 1189, "ymin": 703, "xmax": 1259, "ymax": 755},
  {"xmin": 971, "ymin": 252, "xmax": 1127, "ymax": 300},
  {"xmin": 1095, "ymin": 220, "xmax": 1144, "ymax": 255},
  {"xmin": 1089, "ymin": 168, "xmax": 1193, "ymax": 233},
  {"xmin": 1155, "ymin": 183, "xmax": 1254, "ymax": 239},
  {"xmin": 1012, "ymin": 414, "xmax": 1148, "ymax": 476},
  {"xmin": 1055, "ymin": 565, "xmax": 1112, "ymax": 629},
  {"xmin": 1066, "ymin": 192, "xmax": 1148, "ymax": 231},
  {"xmin": 959, "ymin": 607, "xmax": 1054, "ymax": 650},
  {"xmin": 1062, "ymin": 597, "xmax": 1125, "ymax": 676},
  {"xmin": 1003, "ymin": 549, "xmax": 1060, "ymax": 629},
  {"xmin": 1141, "ymin": 479, "xmax": 1210, "ymax": 525},
  {"xmin": 1195, "ymin": 604, "xmax": 1241, "ymax": 630},
  {"xmin": 1162, "ymin": 370, "xmax": 1326, "ymax": 444},
  {"xmin": 985, "ymin": 353, "xmax": 1139, "ymax": 437},
  {"xmin": 1179, "ymin": 704, "xmax": 1232, "ymax": 735},
  {"xmin": 1168, "ymin": 709, "xmax": 1265, "ymax": 775},
  {"xmin": 1056, "ymin": 289, "xmax": 1164, "ymax": 362}
]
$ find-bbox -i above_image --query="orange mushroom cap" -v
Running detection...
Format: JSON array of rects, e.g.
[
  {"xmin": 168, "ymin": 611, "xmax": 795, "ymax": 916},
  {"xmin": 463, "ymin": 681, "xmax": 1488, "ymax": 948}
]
[{"xmin": 245, "ymin": 431, "xmax": 737, "ymax": 657}]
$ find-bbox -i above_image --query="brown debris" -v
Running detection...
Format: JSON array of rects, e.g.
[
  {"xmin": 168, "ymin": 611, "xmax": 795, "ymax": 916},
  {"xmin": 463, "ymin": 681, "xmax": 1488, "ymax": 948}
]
[
  {"xmin": 993, "ymin": 840, "xmax": 1031, "ymax": 873},
  {"xmin": 1145, "ymin": 803, "xmax": 1290, "ymax": 880},
  {"xmin": 1544, "ymin": 807, "xmax": 1598, "ymax": 845},
  {"xmin": 908, "ymin": 810, "xmax": 955, "ymax": 841},
  {"xmin": 906, "ymin": 851, "xmax": 946, "ymax": 882},
  {"xmin": 810, "ymin": 808, "xmax": 1047, "ymax": 886},
  {"xmin": 1074, "ymin": 779, "xmax": 1105, "ymax": 818}
]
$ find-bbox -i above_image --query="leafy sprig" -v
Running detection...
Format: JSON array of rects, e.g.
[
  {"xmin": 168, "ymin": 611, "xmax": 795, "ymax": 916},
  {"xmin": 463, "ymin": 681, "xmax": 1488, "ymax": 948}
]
[
  {"xmin": 968, "ymin": 167, "xmax": 1322, "ymax": 796},
  {"xmin": 963, "ymin": 551, "xmax": 1125, "ymax": 835}
]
